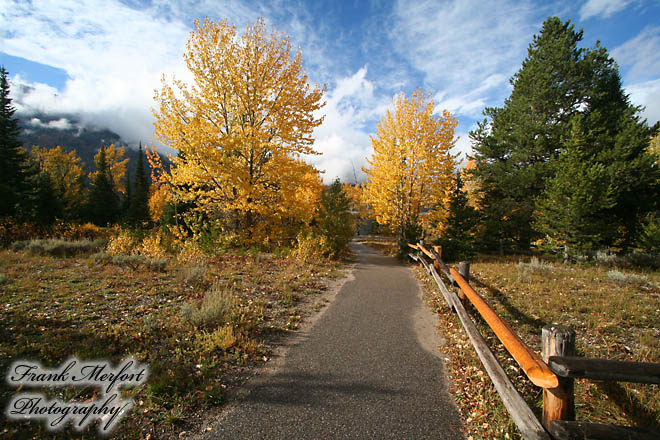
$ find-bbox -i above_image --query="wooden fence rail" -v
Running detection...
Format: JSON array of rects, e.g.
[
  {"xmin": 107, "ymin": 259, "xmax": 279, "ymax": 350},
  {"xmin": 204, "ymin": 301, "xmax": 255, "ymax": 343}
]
[{"xmin": 407, "ymin": 242, "xmax": 660, "ymax": 440}]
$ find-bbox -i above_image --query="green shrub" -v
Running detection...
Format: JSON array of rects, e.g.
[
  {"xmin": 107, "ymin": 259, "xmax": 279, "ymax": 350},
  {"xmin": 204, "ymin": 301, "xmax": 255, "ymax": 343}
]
[
  {"xmin": 317, "ymin": 179, "xmax": 353, "ymax": 258},
  {"xmin": 397, "ymin": 214, "xmax": 423, "ymax": 258},
  {"xmin": 148, "ymin": 258, "xmax": 168, "ymax": 272},
  {"xmin": 179, "ymin": 264, "xmax": 207, "ymax": 287},
  {"xmin": 180, "ymin": 282, "xmax": 237, "ymax": 330},
  {"xmin": 594, "ymin": 250, "xmax": 660, "ymax": 270},
  {"xmin": 10, "ymin": 240, "xmax": 30, "ymax": 252},
  {"xmin": 19, "ymin": 239, "xmax": 106, "ymax": 257},
  {"xmin": 93, "ymin": 251, "xmax": 113, "ymax": 264},
  {"xmin": 638, "ymin": 214, "xmax": 660, "ymax": 253},
  {"xmin": 112, "ymin": 254, "xmax": 147, "ymax": 269},
  {"xmin": 607, "ymin": 270, "xmax": 648, "ymax": 285},
  {"xmin": 517, "ymin": 256, "xmax": 554, "ymax": 274}
]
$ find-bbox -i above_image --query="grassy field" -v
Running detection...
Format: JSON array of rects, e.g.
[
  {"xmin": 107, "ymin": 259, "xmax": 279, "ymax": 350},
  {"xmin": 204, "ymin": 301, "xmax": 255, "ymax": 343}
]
[
  {"xmin": 411, "ymin": 252, "xmax": 660, "ymax": 439},
  {"xmin": 0, "ymin": 243, "xmax": 342, "ymax": 439}
]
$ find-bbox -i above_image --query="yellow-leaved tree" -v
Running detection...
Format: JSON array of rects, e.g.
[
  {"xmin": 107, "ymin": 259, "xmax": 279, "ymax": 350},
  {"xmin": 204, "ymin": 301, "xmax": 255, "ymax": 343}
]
[
  {"xmin": 362, "ymin": 90, "xmax": 457, "ymax": 242},
  {"xmin": 88, "ymin": 144, "xmax": 128, "ymax": 194},
  {"xmin": 153, "ymin": 18, "xmax": 325, "ymax": 242},
  {"xmin": 31, "ymin": 145, "xmax": 86, "ymax": 219}
]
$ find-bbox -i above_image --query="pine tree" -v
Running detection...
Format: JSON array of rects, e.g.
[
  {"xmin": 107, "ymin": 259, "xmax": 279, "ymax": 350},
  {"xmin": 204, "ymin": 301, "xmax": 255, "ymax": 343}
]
[
  {"xmin": 435, "ymin": 172, "xmax": 480, "ymax": 261},
  {"xmin": 34, "ymin": 171, "xmax": 60, "ymax": 225},
  {"xmin": 470, "ymin": 17, "xmax": 659, "ymax": 250},
  {"xmin": 122, "ymin": 168, "xmax": 132, "ymax": 218},
  {"xmin": 86, "ymin": 146, "xmax": 120, "ymax": 226},
  {"xmin": 317, "ymin": 178, "xmax": 353, "ymax": 258},
  {"xmin": 127, "ymin": 142, "xmax": 151, "ymax": 226},
  {"xmin": 534, "ymin": 119, "xmax": 616, "ymax": 257},
  {"xmin": 0, "ymin": 66, "xmax": 35, "ymax": 219}
]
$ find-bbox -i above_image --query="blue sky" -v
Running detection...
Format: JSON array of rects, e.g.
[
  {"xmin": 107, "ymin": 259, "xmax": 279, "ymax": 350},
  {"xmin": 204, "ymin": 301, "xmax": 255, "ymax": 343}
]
[{"xmin": 2, "ymin": 0, "xmax": 660, "ymax": 182}]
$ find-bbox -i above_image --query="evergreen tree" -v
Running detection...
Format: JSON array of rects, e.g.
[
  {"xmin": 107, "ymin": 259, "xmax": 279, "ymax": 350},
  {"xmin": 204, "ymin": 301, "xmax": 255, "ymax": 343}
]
[
  {"xmin": 34, "ymin": 171, "xmax": 60, "ymax": 225},
  {"xmin": 638, "ymin": 214, "xmax": 660, "ymax": 254},
  {"xmin": 470, "ymin": 17, "xmax": 659, "ymax": 250},
  {"xmin": 317, "ymin": 178, "xmax": 353, "ymax": 258},
  {"xmin": 127, "ymin": 142, "xmax": 151, "ymax": 226},
  {"xmin": 86, "ymin": 146, "xmax": 120, "ymax": 226},
  {"xmin": 435, "ymin": 172, "xmax": 480, "ymax": 261},
  {"xmin": 0, "ymin": 66, "xmax": 35, "ymax": 219},
  {"xmin": 470, "ymin": 18, "xmax": 586, "ymax": 250},
  {"xmin": 534, "ymin": 119, "xmax": 616, "ymax": 257},
  {"xmin": 122, "ymin": 168, "xmax": 132, "ymax": 218}
]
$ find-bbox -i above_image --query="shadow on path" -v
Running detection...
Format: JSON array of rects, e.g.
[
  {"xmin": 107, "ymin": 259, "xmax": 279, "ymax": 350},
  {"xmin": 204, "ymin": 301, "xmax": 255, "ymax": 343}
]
[{"xmin": 205, "ymin": 242, "xmax": 464, "ymax": 439}]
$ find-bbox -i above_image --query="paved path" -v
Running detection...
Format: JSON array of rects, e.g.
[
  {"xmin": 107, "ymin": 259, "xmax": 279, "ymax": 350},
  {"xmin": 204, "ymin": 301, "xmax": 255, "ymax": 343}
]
[{"xmin": 206, "ymin": 242, "xmax": 464, "ymax": 439}]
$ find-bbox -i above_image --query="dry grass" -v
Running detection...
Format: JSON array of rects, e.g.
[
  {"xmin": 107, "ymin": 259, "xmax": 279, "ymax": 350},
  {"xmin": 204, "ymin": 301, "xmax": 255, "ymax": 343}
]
[
  {"xmin": 412, "ymin": 255, "xmax": 660, "ymax": 440},
  {"xmin": 0, "ymin": 247, "xmax": 341, "ymax": 439}
]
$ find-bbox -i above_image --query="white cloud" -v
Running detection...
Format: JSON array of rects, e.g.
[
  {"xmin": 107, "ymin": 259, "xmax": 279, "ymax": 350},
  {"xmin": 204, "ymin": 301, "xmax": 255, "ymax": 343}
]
[
  {"xmin": 2, "ymin": 0, "xmax": 375, "ymax": 184},
  {"xmin": 310, "ymin": 67, "xmax": 393, "ymax": 184},
  {"xmin": 625, "ymin": 78, "xmax": 660, "ymax": 125},
  {"xmin": 612, "ymin": 26, "xmax": 660, "ymax": 81},
  {"xmin": 579, "ymin": 0, "xmax": 634, "ymax": 20},
  {"xmin": 391, "ymin": 0, "xmax": 540, "ymax": 104},
  {"xmin": 2, "ymin": 0, "xmax": 195, "ymax": 145},
  {"xmin": 28, "ymin": 117, "xmax": 75, "ymax": 131},
  {"xmin": 450, "ymin": 131, "xmax": 474, "ymax": 165}
]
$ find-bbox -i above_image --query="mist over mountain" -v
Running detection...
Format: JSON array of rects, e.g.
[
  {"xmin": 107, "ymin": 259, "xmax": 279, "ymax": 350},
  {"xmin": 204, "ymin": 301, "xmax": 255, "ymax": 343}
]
[{"xmin": 17, "ymin": 112, "xmax": 169, "ymax": 180}]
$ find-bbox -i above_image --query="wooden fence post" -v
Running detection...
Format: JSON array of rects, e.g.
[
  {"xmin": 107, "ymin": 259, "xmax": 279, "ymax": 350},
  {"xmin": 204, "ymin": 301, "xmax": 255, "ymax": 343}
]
[
  {"xmin": 458, "ymin": 262, "xmax": 470, "ymax": 281},
  {"xmin": 457, "ymin": 262, "xmax": 470, "ymax": 302},
  {"xmin": 542, "ymin": 325, "xmax": 576, "ymax": 429}
]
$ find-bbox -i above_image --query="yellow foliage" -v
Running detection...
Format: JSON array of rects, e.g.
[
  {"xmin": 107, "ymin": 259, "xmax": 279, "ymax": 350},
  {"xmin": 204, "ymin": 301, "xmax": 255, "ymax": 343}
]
[
  {"xmin": 57, "ymin": 222, "xmax": 105, "ymax": 240},
  {"xmin": 342, "ymin": 182, "xmax": 371, "ymax": 225},
  {"xmin": 650, "ymin": 132, "xmax": 660, "ymax": 164},
  {"xmin": 167, "ymin": 224, "xmax": 190, "ymax": 247},
  {"xmin": 89, "ymin": 144, "xmax": 129, "ymax": 194},
  {"xmin": 291, "ymin": 231, "xmax": 326, "ymax": 263},
  {"xmin": 461, "ymin": 159, "xmax": 482, "ymax": 210},
  {"xmin": 197, "ymin": 325, "xmax": 237, "ymax": 352},
  {"xmin": 362, "ymin": 90, "xmax": 457, "ymax": 238},
  {"xmin": 176, "ymin": 240, "xmax": 207, "ymax": 265},
  {"xmin": 152, "ymin": 18, "xmax": 325, "ymax": 243},
  {"xmin": 145, "ymin": 144, "xmax": 169, "ymax": 186},
  {"xmin": 148, "ymin": 183, "xmax": 171, "ymax": 223},
  {"xmin": 135, "ymin": 232, "xmax": 167, "ymax": 259},
  {"xmin": 106, "ymin": 230, "xmax": 135, "ymax": 256},
  {"xmin": 31, "ymin": 145, "xmax": 85, "ymax": 215}
]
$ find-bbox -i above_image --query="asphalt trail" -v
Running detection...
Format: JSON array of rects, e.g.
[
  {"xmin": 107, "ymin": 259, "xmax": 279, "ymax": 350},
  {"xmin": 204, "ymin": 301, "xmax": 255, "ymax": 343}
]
[{"xmin": 206, "ymin": 242, "xmax": 464, "ymax": 439}]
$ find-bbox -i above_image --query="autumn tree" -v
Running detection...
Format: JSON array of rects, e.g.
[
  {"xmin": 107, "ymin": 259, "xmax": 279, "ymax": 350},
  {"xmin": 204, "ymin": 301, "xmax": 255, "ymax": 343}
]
[
  {"xmin": 145, "ymin": 145, "xmax": 173, "ymax": 224},
  {"xmin": 342, "ymin": 182, "xmax": 370, "ymax": 235},
  {"xmin": 0, "ymin": 66, "xmax": 35, "ymax": 219},
  {"xmin": 88, "ymin": 144, "xmax": 128, "ymax": 194},
  {"xmin": 153, "ymin": 18, "xmax": 325, "ymax": 242},
  {"xmin": 362, "ymin": 90, "xmax": 457, "ymax": 246},
  {"xmin": 31, "ymin": 145, "xmax": 85, "ymax": 220}
]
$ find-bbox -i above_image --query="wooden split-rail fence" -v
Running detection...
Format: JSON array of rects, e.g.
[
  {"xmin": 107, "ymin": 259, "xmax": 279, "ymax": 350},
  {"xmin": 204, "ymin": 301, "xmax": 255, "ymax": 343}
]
[{"xmin": 407, "ymin": 242, "xmax": 660, "ymax": 440}]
